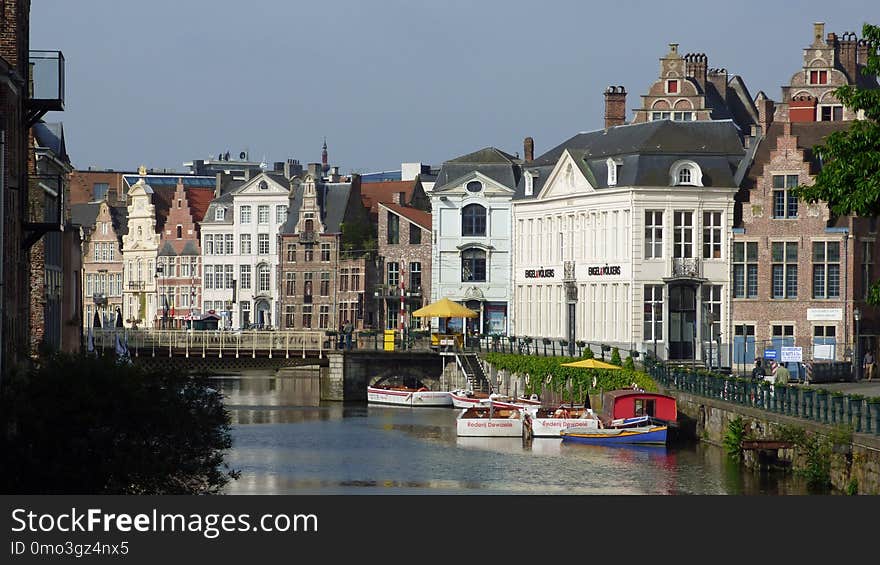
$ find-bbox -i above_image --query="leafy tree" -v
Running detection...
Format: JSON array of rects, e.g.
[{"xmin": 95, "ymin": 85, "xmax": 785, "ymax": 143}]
[
  {"xmin": 794, "ymin": 23, "xmax": 880, "ymax": 302},
  {"xmin": 0, "ymin": 353, "xmax": 238, "ymax": 494}
]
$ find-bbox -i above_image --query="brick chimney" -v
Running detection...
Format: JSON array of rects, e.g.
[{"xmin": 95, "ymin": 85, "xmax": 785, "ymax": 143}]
[
  {"xmin": 391, "ymin": 191, "xmax": 406, "ymax": 205},
  {"xmin": 838, "ymin": 32, "xmax": 858, "ymax": 83},
  {"xmin": 523, "ymin": 137, "xmax": 534, "ymax": 162},
  {"xmin": 756, "ymin": 94, "xmax": 775, "ymax": 132},
  {"xmin": 857, "ymin": 39, "xmax": 871, "ymax": 78},
  {"xmin": 707, "ymin": 68, "xmax": 728, "ymax": 104},
  {"xmin": 604, "ymin": 86, "xmax": 627, "ymax": 128},
  {"xmin": 685, "ymin": 53, "xmax": 707, "ymax": 92}
]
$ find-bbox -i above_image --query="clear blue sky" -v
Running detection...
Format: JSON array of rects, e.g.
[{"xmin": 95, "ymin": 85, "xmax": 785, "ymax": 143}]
[{"xmin": 30, "ymin": 0, "xmax": 879, "ymax": 174}]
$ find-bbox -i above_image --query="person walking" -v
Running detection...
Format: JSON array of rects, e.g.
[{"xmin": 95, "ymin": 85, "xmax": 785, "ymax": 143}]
[
  {"xmin": 751, "ymin": 359, "xmax": 764, "ymax": 382},
  {"xmin": 864, "ymin": 350, "xmax": 875, "ymax": 382},
  {"xmin": 343, "ymin": 319, "xmax": 354, "ymax": 350}
]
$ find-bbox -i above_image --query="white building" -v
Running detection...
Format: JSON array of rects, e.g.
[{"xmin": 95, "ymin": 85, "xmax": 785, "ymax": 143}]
[
  {"xmin": 512, "ymin": 120, "xmax": 746, "ymax": 364},
  {"xmin": 200, "ymin": 172, "xmax": 291, "ymax": 328},
  {"xmin": 121, "ymin": 168, "xmax": 160, "ymax": 327},
  {"xmin": 430, "ymin": 148, "xmax": 520, "ymax": 335}
]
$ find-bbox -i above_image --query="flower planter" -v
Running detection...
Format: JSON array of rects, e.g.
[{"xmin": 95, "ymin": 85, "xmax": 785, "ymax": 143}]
[
  {"xmin": 830, "ymin": 396, "xmax": 844, "ymax": 424},
  {"xmin": 849, "ymin": 400, "xmax": 863, "ymax": 433}
]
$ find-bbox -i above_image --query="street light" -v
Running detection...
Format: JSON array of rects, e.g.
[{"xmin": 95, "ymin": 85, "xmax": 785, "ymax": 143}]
[
  {"xmin": 855, "ymin": 307, "xmax": 862, "ymax": 381},
  {"xmin": 704, "ymin": 307, "xmax": 716, "ymax": 372}
]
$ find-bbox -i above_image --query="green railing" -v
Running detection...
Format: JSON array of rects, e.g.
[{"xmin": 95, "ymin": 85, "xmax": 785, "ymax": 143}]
[{"xmin": 646, "ymin": 359, "xmax": 880, "ymax": 436}]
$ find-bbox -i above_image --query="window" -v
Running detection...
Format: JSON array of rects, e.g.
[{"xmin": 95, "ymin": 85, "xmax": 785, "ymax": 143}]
[
  {"xmin": 643, "ymin": 285, "xmax": 663, "ymax": 342},
  {"xmin": 862, "ymin": 240, "xmax": 874, "ymax": 300},
  {"xmin": 258, "ymin": 264, "xmax": 271, "ymax": 292},
  {"xmin": 321, "ymin": 243, "xmax": 331, "ymax": 262},
  {"xmin": 302, "ymin": 305, "xmax": 313, "ymax": 329},
  {"xmin": 462, "ymin": 204, "xmax": 487, "ymax": 237},
  {"xmin": 466, "ymin": 180, "xmax": 482, "ymax": 193},
  {"xmin": 702, "ymin": 285, "xmax": 722, "ymax": 339},
  {"xmin": 409, "ymin": 224, "xmax": 422, "ymax": 244},
  {"xmin": 734, "ymin": 325, "xmax": 756, "ymax": 364},
  {"xmin": 702, "ymin": 211, "xmax": 722, "ymax": 259},
  {"xmin": 240, "ymin": 205, "xmax": 251, "ymax": 224},
  {"xmin": 176, "ymin": 225, "xmax": 182, "ymax": 239},
  {"xmin": 733, "ymin": 242, "xmax": 758, "ymax": 298},
  {"xmin": 409, "ymin": 262, "xmax": 421, "ymax": 291},
  {"xmin": 225, "ymin": 234, "xmax": 234, "ymax": 255},
  {"xmin": 351, "ymin": 268, "xmax": 361, "ymax": 291},
  {"xmin": 303, "ymin": 272, "xmax": 313, "ymax": 301},
  {"xmin": 525, "ymin": 172, "xmax": 534, "ymax": 196},
  {"xmin": 809, "ymin": 70, "xmax": 828, "ymax": 84},
  {"xmin": 651, "ymin": 111, "xmax": 671, "ymax": 121},
  {"xmin": 240, "ymin": 264, "xmax": 251, "ymax": 290},
  {"xmin": 320, "ymin": 272, "xmax": 330, "ymax": 296},
  {"xmin": 258, "ymin": 205, "xmax": 269, "ymax": 224},
  {"xmin": 387, "ymin": 212, "xmax": 399, "ymax": 244},
  {"xmin": 387, "ymin": 262, "xmax": 400, "ymax": 287},
  {"xmin": 240, "ymin": 234, "xmax": 251, "ymax": 255},
  {"xmin": 606, "ymin": 158, "xmax": 621, "ymax": 186},
  {"xmin": 819, "ymin": 105, "xmax": 844, "ymax": 121},
  {"xmin": 204, "ymin": 265, "xmax": 213, "ymax": 290},
  {"xmin": 678, "ymin": 168, "xmax": 691, "ymax": 185},
  {"xmin": 258, "ymin": 234, "xmax": 269, "ymax": 255},
  {"xmin": 285, "ymin": 304, "xmax": 295, "ymax": 328},
  {"xmin": 666, "ymin": 79, "xmax": 678, "ymax": 93},
  {"xmin": 813, "ymin": 241, "xmax": 841, "ymax": 299},
  {"xmin": 205, "ymin": 234, "xmax": 214, "ymax": 255},
  {"xmin": 772, "ymin": 175, "xmax": 799, "ymax": 218},
  {"xmin": 285, "ymin": 272, "xmax": 296, "ymax": 296},
  {"xmin": 813, "ymin": 325, "xmax": 837, "ymax": 359},
  {"xmin": 181, "ymin": 260, "xmax": 190, "ymax": 278},
  {"xmin": 276, "ymin": 205, "xmax": 287, "ymax": 224},
  {"xmin": 673, "ymin": 111, "xmax": 693, "ymax": 121},
  {"xmin": 304, "ymin": 244, "xmax": 314, "ymax": 262},
  {"xmin": 319, "ymin": 305, "xmax": 330, "ymax": 329},
  {"xmin": 461, "ymin": 249, "xmax": 486, "ymax": 282},
  {"xmin": 286, "ymin": 243, "xmax": 296, "ymax": 262},
  {"xmin": 339, "ymin": 269, "xmax": 349, "ymax": 292},
  {"xmin": 772, "ymin": 242, "xmax": 798, "ymax": 298},
  {"xmin": 215, "ymin": 207, "xmax": 226, "ymax": 221},
  {"xmin": 225, "ymin": 265, "xmax": 234, "ymax": 289},
  {"xmin": 93, "ymin": 183, "xmax": 109, "ymax": 201},
  {"xmin": 772, "ymin": 325, "xmax": 795, "ymax": 356},
  {"xmin": 673, "ymin": 211, "xmax": 693, "ymax": 258}
]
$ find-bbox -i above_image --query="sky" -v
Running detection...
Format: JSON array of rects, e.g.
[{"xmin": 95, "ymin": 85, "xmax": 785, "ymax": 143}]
[{"xmin": 30, "ymin": 0, "xmax": 880, "ymax": 175}]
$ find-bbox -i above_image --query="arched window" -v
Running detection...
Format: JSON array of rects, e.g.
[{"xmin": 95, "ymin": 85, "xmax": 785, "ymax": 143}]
[
  {"xmin": 670, "ymin": 160, "xmax": 703, "ymax": 187},
  {"xmin": 176, "ymin": 225, "xmax": 182, "ymax": 239},
  {"xmin": 678, "ymin": 167, "xmax": 691, "ymax": 185},
  {"xmin": 461, "ymin": 204, "xmax": 487, "ymax": 237},
  {"xmin": 461, "ymin": 248, "xmax": 487, "ymax": 282},
  {"xmin": 258, "ymin": 264, "xmax": 271, "ymax": 292}
]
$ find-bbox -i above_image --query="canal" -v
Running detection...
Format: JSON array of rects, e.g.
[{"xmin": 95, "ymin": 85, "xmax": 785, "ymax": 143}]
[{"xmin": 218, "ymin": 370, "xmax": 813, "ymax": 495}]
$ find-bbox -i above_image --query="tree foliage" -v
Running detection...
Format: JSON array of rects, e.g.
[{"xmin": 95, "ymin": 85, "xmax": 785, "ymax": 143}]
[{"xmin": 0, "ymin": 353, "xmax": 238, "ymax": 494}]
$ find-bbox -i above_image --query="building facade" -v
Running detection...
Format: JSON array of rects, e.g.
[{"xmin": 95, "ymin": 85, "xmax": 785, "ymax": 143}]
[
  {"xmin": 121, "ymin": 170, "xmax": 160, "ymax": 327},
  {"xmin": 77, "ymin": 201, "xmax": 126, "ymax": 330},
  {"xmin": 430, "ymin": 148, "xmax": 520, "ymax": 336},
  {"xmin": 512, "ymin": 120, "xmax": 746, "ymax": 364}
]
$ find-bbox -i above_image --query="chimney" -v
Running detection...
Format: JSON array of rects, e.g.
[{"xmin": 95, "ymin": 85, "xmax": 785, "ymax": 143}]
[
  {"xmin": 838, "ymin": 32, "xmax": 858, "ymax": 83},
  {"xmin": 286, "ymin": 159, "xmax": 303, "ymax": 178},
  {"xmin": 707, "ymin": 68, "xmax": 728, "ymax": 104},
  {"xmin": 523, "ymin": 137, "xmax": 534, "ymax": 162},
  {"xmin": 273, "ymin": 161, "xmax": 285, "ymax": 172},
  {"xmin": 307, "ymin": 162, "xmax": 322, "ymax": 177},
  {"xmin": 857, "ymin": 39, "xmax": 871, "ymax": 77},
  {"xmin": 329, "ymin": 166, "xmax": 340, "ymax": 183},
  {"xmin": 604, "ymin": 86, "xmax": 627, "ymax": 128},
  {"xmin": 392, "ymin": 191, "xmax": 407, "ymax": 206},
  {"xmin": 757, "ymin": 95, "xmax": 775, "ymax": 131},
  {"xmin": 685, "ymin": 53, "xmax": 708, "ymax": 91},
  {"xmin": 813, "ymin": 22, "xmax": 825, "ymax": 47}
]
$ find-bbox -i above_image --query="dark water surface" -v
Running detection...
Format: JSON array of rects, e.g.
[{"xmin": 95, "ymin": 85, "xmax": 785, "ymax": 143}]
[{"xmin": 218, "ymin": 373, "xmax": 812, "ymax": 495}]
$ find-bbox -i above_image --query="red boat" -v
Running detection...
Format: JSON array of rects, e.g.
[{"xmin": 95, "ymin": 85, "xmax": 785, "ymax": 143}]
[{"xmin": 600, "ymin": 388, "xmax": 677, "ymax": 428}]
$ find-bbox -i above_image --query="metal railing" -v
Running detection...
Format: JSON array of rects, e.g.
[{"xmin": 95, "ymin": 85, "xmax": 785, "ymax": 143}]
[{"xmin": 671, "ymin": 257, "xmax": 701, "ymax": 278}]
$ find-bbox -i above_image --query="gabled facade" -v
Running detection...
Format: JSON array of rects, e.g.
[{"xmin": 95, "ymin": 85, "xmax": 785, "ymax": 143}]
[
  {"xmin": 512, "ymin": 120, "xmax": 746, "ymax": 364},
  {"xmin": 278, "ymin": 166, "xmax": 372, "ymax": 331},
  {"xmin": 430, "ymin": 148, "xmax": 521, "ymax": 335},
  {"xmin": 121, "ymin": 169, "xmax": 160, "ymax": 327},
  {"xmin": 76, "ymin": 201, "xmax": 126, "ymax": 331}
]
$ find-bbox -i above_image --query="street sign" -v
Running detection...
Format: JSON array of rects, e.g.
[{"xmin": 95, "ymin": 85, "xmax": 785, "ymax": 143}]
[
  {"xmin": 763, "ymin": 349, "xmax": 777, "ymax": 360},
  {"xmin": 780, "ymin": 346, "xmax": 803, "ymax": 363}
]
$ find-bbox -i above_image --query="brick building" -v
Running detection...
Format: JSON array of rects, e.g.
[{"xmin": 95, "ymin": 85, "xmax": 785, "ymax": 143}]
[
  {"xmin": 376, "ymin": 188, "xmax": 432, "ymax": 330},
  {"xmin": 75, "ymin": 200, "xmax": 127, "ymax": 330},
  {"xmin": 278, "ymin": 166, "xmax": 373, "ymax": 331},
  {"xmin": 731, "ymin": 23, "xmax": 879, "ymax": 376},
  {"xmin": 69, "ymin": 169, "xmax": 129, "ymax": 206}
]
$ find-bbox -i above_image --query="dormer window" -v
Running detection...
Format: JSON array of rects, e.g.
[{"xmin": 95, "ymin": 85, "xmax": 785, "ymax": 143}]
[
  {"xmin": 666, "ymin": 79, "xmax": 679, "ymax": 94},
  {"xmin": 670, "ymin": 160, "xmax": 703, "ymax": 187},
  {"xmin": 259, "ymin": 180, "xmax": 269, "ymax": 190},
  {"xmin": 215, "ymin": 207, "xmax": 226, "ymax": 221},
  {"xmin": 606, "ymin": 158, "xmax": 622, "ymax": 187}
]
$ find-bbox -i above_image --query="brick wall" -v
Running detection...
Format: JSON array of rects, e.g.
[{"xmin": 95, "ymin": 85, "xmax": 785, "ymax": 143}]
[{"xmin": 377, "ymin": 204, "xmax": 432, "ymax": 329}]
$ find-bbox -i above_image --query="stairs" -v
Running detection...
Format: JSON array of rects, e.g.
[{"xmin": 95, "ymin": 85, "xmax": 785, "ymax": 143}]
[{"xmin": 456, "ymin": 353, "xmax": 491, "ymax": 393}]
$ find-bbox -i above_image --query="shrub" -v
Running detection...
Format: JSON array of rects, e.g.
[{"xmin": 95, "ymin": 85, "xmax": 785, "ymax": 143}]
[
  {"xmin": 610, "ymin": 347, "xmax": 622, "ymax": 366},
  {"xmin": 623, "ymin": 356, "xmax": 635, "ymax": 370},
  {"xmin": 582, "ymin": 347, "xmax": 594, "ymax": 359}
]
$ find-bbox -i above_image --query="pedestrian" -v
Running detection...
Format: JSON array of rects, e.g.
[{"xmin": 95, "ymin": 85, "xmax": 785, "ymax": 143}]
[
  {"xmin": 864, "ymin": 350, "xmax": 875, "ymax": 382},
  {"xmin": 343, "ymin": 319, "xmax": 354, "ymax": 350},
  {"xmin": 751, "ymin": 359, "xmax": 764, "ymax": 382},
  {"xmin": 774, "ymin": 362, "xmax": 790, "ymax": 386},
  {"xmin": 337, "ymin": 321, "xmax": 345, "ymax": 350}
]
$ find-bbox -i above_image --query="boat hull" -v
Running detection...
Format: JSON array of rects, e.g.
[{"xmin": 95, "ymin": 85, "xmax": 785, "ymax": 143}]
[
  {"xmin": 449, "ymin": 391, "xmax": 490, "ymax": 409},
  {"xmin": 560, "ymin": 426, "xmax": 668, "ymax": 445},
  {"xmin": 367, "ymin": 387, "xmax": 452, "ymax": 407},
  {"xmin": 531, "ymin": 417, "xmax": 599, "ymax": 437},
  {"xmin": 456, "ymin": 417, "xmax": 525, "ymax": 437}
]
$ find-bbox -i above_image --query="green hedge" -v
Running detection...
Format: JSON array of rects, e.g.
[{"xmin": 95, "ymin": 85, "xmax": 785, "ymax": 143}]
[{"xmin": 484, "ymin": 352, "xmax": 657, "ymax": 397}]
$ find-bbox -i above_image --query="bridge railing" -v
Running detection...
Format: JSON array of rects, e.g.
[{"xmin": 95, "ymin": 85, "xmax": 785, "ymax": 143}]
[{"xmin": 88, "ymin": 329, "xmax": 329, "ymax": 358}]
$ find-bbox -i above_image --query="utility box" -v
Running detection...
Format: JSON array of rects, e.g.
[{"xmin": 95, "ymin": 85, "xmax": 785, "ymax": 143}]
[{"xmin": 383, "ymin": 329, "xmax": 396, "ymax": 351}]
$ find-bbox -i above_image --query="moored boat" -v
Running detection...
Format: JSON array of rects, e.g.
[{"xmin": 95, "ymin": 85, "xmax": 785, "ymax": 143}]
[
  {"xmin": 528, "ymin": 404, "xmax": 601, "ymax": 437},
  {"xmin": 367, "ymin": 376, "xmax": 452, "ymax": 407},
  {"xmin": 456, "ymin": 405, "xmax": 531, "ymax": 437},
  {"xmin": 560, "ymin": 419, "xmax": 668, "ymax": 445},
  {"xmin": 449, "ymin": 389, "xmax": 492, "ymax": 409}
]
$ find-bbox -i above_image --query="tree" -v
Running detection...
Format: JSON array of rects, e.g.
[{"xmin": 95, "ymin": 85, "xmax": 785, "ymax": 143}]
[
  {"xmin": 0, "ymin": 353, "xmax": 238, "ymax": 494},
  {"xmin": 795, "ymin": 23, "xmax": 880, "ymax": 302},
  {"xmin": 610, "ymin": 347, "xmax": 622, "ymax": 366}
]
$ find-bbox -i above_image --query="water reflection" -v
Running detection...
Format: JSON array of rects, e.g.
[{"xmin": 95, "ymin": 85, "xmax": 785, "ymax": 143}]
[{"xmin": 221, "ymin": 373, "xmax": 813, "ymax": 495}]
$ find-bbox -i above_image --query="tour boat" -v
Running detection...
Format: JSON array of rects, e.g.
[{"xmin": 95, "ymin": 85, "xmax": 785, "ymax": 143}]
[
  {"xmin": 560, "ymin": 417, "xmax": 668, "ymax": 446},
  {"xmin": 456, "ymin": 405, "xmax": 531, "ymax": 438},
  {"xmin": 527, "ymin": 404, "xmax": 601, "ymax": 437},
  {"xmin": 449, "ymin": 389, "xmax": 493, "ymax": 409},
  {"xmin": 367, "ymin": 377, "xmax": 452, "ymax": 407}
]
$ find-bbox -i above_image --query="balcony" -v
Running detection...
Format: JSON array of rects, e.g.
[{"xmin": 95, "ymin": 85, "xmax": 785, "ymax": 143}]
[
  {"xmin": 127, "ymin": 281, "xmax": 147, "ymax": 291},
  {"xmin": 27, "ymin": 50, "xmax": 65, "ymax": 126},
  {"xmin": 23, "ymin": 173, "xmax": 65, "ymax": 248},
  {"xmin": 665, "ymin": 257, "xmax": 705, "ymax": 282}
]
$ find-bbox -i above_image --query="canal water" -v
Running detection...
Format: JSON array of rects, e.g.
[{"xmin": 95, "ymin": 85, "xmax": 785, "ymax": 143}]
[{"xmin": 218, "ymin": 371, "xmax": 813, "ymax": 495}]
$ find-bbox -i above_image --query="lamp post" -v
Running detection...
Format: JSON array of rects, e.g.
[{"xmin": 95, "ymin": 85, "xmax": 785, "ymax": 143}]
[
  {"xmin": 855, "ymin": 307, "xmax": 862, "ymax": 381},
  {"xmin": 373, "ymin": 289, "xmax": 381, "ymax": 350},
  {"xmin": 705, "ymin": 307, "xmax": 716, "ymax": 372}
]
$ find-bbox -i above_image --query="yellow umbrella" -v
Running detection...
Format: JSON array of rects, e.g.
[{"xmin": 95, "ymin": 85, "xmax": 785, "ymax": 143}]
[
  {"xmin": 411, "ymin": 297, "xmax": 478, "ymax": 318},
  {"xmin": 561, "ymin": 358, "xmax": 622, "ymax": 370}
]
